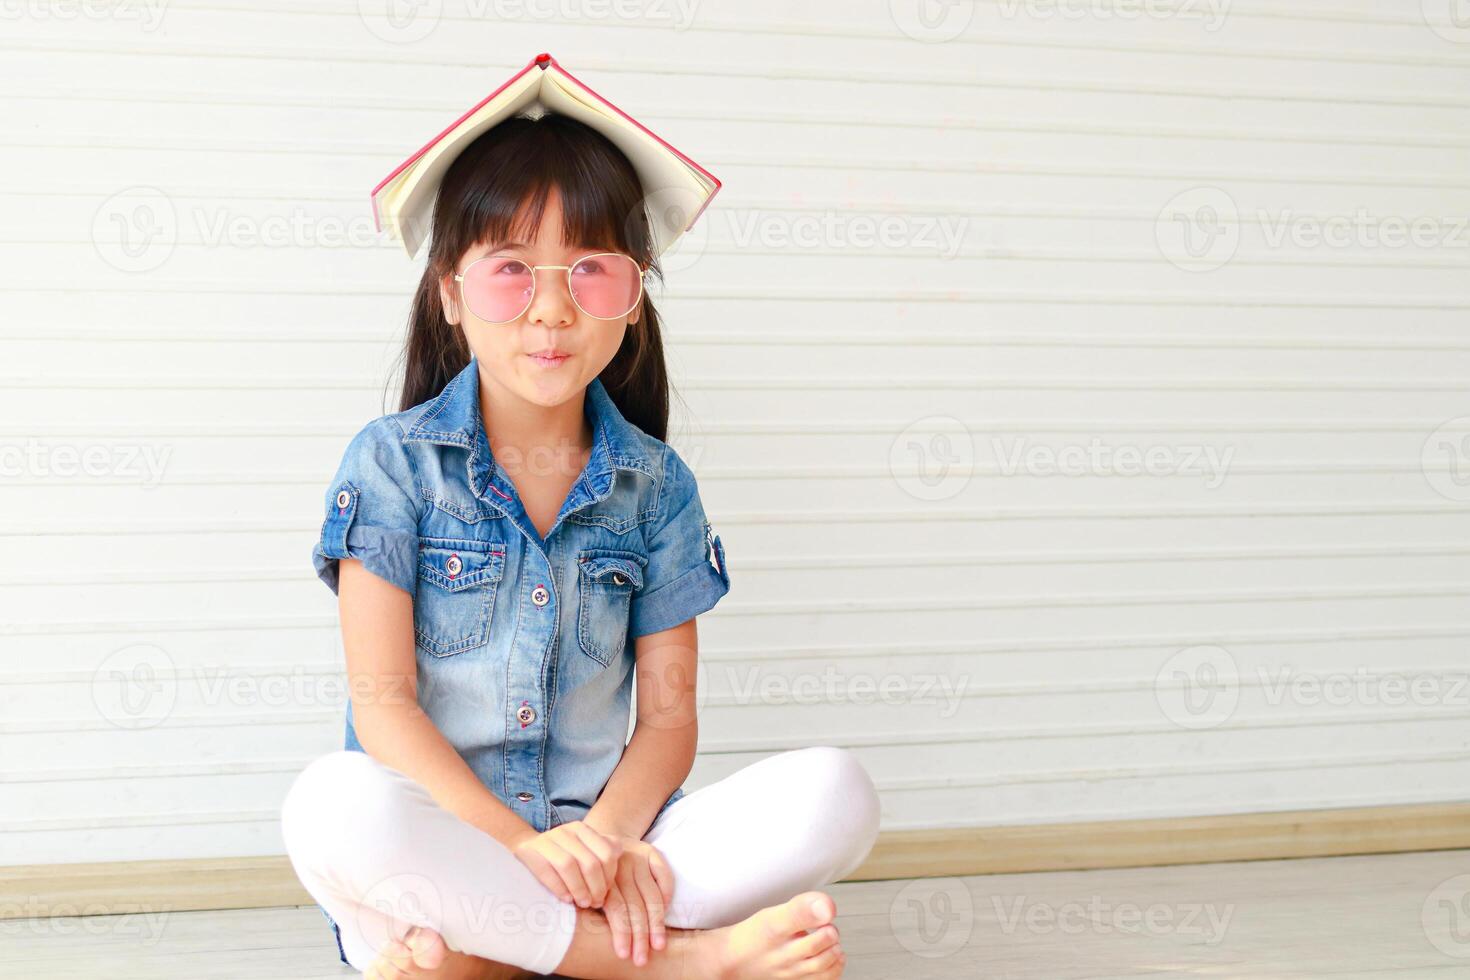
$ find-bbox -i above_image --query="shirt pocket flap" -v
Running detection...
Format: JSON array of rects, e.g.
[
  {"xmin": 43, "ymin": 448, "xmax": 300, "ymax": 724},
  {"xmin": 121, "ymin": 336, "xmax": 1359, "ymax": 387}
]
[
  {"xmin": 417, "ymin": 538, "xmax": 506, "ymax": 593},
  {"xmin": 577, "ymin": 551, "xmax": 646, "ymax": 591}
]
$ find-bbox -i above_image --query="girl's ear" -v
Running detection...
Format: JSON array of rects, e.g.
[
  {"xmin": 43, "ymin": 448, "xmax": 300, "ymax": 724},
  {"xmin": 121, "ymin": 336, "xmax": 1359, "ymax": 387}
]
[
  {"xmin": 439, "ymin": 271, "xmax": 462, "ymax": 326},
  {"xmin": 628, "ymin": 267, "xmax": 647, "ymax": 326}
]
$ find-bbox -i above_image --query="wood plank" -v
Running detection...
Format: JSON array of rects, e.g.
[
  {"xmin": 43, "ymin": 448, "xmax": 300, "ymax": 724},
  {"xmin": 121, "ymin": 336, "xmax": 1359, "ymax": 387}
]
[
  {"xmin": 5, "ymin": 801, "xmax": 1469, "ymax": 918},
  {"xmin": 4, "ymin": 851, "xmax": 1467, "ymax": 978},
  {"xmin": 855, "ymin": 800, "xmax": 1470, "ymax": 879}
]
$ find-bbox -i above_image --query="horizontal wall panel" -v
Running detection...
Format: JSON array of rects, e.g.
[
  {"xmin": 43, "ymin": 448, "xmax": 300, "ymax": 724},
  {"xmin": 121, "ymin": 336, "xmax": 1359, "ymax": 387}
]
[{"xmin": 4, "ymin": 3, "xmax": 1469, "ymax": 866}]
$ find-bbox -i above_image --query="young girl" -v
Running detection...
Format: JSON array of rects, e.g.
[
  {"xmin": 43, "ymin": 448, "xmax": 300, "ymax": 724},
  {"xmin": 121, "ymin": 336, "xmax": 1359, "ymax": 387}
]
[{"xmin": 279, "ymin": 112, "xmax": 881, "ymax": 979}]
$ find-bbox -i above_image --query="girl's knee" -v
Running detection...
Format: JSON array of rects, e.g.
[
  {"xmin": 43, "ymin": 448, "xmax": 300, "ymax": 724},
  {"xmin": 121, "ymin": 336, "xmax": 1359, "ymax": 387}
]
[
  {"xmin": 787, "ymin": 746, "xmax": 882, "ymax": 863},
  {"xmin": 281, "ymin": 750, "xmax": 407, "ymax": 858},
  {"xmin": 797, "ymin": 746, "xmax": 879, "ymax": 813}
]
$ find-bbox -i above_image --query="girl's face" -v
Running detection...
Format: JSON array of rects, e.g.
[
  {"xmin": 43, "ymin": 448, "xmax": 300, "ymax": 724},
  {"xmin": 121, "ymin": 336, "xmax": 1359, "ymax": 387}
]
[{"xmin": 438, "ymin": 187, "xmax": 640, "ymax": 410}]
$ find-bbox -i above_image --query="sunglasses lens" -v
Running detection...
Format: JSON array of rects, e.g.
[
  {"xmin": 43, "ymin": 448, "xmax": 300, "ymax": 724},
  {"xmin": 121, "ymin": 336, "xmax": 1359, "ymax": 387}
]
[
  {"xmin": 570, "ymin": 254, "xmax": 642, "ymax": 319},
  {"xmin": 461, "ymin": 258, "xmax": 534, "ymax": 322}
]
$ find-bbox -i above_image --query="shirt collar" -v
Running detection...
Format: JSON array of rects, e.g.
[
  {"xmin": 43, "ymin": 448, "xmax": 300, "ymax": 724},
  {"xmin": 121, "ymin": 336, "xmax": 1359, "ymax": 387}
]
[{"xmin": 403, "ymin": 358, "xmax": 656, "ymax": 499}]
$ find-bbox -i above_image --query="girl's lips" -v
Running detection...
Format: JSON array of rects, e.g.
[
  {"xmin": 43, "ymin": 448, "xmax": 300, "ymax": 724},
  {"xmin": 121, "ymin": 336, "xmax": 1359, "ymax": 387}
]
[{"xmin": 528, "ymin": 352, "xmax": 570, "ymax": 368}]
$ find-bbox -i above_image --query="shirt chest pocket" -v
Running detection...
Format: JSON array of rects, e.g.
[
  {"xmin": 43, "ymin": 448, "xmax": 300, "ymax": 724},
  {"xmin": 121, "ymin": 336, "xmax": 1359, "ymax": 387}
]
[
  {"xmin": 415, "ymin": 537, "xmax": 506, "ymax": 658},
  {"xmin": 576, "ymin": 549, "xmax": 647, "ymax": 667}
]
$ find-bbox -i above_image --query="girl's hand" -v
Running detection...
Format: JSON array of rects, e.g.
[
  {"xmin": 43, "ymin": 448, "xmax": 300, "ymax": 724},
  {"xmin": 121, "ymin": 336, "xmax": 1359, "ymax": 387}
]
[
  {"xmin": 599, "ymin": 836, "xmax": 677, "ymax": 966},
  {"xmin": 509, "ymin": 822, "xmax": 623, "ymax": 910}
]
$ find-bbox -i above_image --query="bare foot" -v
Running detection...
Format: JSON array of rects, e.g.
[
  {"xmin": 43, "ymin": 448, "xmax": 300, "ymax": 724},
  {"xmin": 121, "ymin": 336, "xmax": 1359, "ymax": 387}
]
[
  {"xmin": 364, "ymin": 924, "xmax": 538, "ymax": 980},
  {"xmin": 695, "ymin": 891, "xmax": 847, "ymax": 979}
]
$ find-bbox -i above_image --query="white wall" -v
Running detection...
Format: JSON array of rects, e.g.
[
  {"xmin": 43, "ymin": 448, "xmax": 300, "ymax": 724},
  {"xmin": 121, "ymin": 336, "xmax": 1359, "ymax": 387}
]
[{"xmin": 3, "ymin": 1, "xmax": 1469, "ymax": 864}]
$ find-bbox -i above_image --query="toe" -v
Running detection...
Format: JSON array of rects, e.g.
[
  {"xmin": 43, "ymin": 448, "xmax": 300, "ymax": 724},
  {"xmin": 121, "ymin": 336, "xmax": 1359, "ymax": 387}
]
[
  {"xmin": 370, "ymin": 943, "xmax": 409, "ymax": 980},
  {"xmin": 795, "ymin": 924, "xmax": 840, "ymax": 958},
  {"xmin": 797, "ymin": 945, "xmax": 844, "ymax": 977},
  {"xmin": 363, "ymin": 959, "xmax": 396, "ymax": 980},
  {"xmin": 786, "ymin": 891, "xmax": 836, "ymax": 933},
  {"xmin": 368, "ymin": 931, "xmax": 432, "ymax": 980},
  {"xmin": 404, "ymin": 925, "xmax": 448, "ymax": 969}
]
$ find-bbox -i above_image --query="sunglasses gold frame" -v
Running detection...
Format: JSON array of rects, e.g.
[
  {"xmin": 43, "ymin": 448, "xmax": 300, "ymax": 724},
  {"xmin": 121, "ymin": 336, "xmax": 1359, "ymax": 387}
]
[{"xmin": 453, "ymin": 251, "xmax": 648, "ymax": 324}]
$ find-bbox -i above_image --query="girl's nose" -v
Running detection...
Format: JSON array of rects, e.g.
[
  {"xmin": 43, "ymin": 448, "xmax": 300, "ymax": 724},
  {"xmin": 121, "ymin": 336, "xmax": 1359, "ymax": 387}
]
[{"xmin": 524, "ymin": 267, "xmax": 577, "ymax": 328}]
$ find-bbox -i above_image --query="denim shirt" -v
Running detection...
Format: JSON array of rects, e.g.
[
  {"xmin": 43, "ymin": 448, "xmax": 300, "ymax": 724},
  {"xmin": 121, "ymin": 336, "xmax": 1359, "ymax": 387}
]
[{"xmin": 311, "ymin": 357, "xmax": 730, "ymax": 833}]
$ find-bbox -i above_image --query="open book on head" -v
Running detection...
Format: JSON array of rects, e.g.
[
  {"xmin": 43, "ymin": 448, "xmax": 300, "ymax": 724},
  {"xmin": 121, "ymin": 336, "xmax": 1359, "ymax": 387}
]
[{"xmin": 371, "ymin": 51, "xmax": 722, "ymax": 261}]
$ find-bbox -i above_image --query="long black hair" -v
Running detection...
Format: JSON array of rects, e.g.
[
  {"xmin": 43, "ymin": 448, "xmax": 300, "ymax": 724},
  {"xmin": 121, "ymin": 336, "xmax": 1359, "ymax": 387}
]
[{"xmin": 392, "ymin": 111, "xmax": 673, "ymax": 442}]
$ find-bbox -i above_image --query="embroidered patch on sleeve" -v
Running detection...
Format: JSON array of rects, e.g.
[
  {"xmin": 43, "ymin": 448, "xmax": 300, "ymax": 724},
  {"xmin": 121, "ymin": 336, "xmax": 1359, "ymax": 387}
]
[{"xmin": 704, "ymin": 520, "xmax": 721, "ymax": 575}]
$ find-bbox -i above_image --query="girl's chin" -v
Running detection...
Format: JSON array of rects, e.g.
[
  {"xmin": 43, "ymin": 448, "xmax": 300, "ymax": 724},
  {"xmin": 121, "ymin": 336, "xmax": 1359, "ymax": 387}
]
[{"xmin": 515, "ymin": 368, "xmax": 583, "ymax": 403}]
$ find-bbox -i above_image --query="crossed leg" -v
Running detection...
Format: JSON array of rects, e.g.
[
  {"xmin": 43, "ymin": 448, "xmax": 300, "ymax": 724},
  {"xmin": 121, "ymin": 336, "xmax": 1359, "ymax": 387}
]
[{"xmin": 280, "ymin": 745, "xmax": 882, "ymax": 977}]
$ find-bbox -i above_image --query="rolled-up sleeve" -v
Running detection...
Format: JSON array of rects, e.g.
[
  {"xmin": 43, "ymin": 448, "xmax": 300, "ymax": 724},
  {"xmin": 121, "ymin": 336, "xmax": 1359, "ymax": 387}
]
[
  {"xmin": 311, "ymin": 418, "xmax": 420, "ymax": 596},
  {"xmin": 628, "ymin": 444, "xmax": 731, "ymax": 638}
]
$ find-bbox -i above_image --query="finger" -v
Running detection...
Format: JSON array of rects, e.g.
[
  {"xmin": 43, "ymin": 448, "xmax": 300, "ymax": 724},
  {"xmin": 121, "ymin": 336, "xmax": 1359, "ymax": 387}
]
[
  {"xmin": 632, "ymin": 857, "xmax": 667, "ymax": 953},
  {"xmin": 573, "ymin": 820, "xmax": 624, "ymax": 860},
  {"xmin": 648, "ymin": 846, "xmax": 677, "ymax": 906},
  {"xmin": 519, "ymin": 849, "xmax": 576, "ymax": 905},
  {"xmin": 557, "ymin": 833, "xmax": 609, "ymax": 907},
  {"xmin": 620, "ymin": 868, "xmax": 650, "ymax": 967},
  {"xmin": 570, "ymin": 823, "xmax": 623, "ymax": 899},
  {"xmin": 546, "ymin": 842, "xmax": 595, "ymax": 909},
  {"xmin": 602, "ymin": 882, "xmax": 632, "ymax": 960}
]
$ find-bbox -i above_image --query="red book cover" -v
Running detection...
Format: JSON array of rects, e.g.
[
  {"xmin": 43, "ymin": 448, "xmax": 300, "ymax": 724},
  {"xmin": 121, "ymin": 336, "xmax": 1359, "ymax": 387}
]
[{"xmin": 371, "ymin": 52, "xmax": 722, "ymax": 239}]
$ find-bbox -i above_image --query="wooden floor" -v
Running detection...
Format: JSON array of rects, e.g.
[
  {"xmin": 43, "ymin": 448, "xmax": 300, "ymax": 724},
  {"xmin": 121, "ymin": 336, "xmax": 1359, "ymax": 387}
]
[{"xmin": 4, "ymin": 849, "xmax": 1466, "ymax": 978}]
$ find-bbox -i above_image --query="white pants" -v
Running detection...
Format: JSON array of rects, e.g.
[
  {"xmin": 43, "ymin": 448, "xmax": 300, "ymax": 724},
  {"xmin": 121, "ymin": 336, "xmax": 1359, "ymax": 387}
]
[{"xmin": 279, "ymin": 746, "xmax": 883, "ymax": 974}]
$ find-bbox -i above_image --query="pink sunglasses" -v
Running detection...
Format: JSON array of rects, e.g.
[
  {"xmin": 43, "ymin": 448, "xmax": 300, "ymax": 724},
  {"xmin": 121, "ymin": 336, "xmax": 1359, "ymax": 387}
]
[{"xmin": 453, "ymin": 252, "xmax": 646, "ymax": 324}]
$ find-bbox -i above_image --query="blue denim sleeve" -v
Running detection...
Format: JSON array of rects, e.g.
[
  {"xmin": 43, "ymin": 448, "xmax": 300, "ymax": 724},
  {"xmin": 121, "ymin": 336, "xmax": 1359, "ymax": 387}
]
[
  {"xmin": 627, "ymin": 444, "xmax": 731, "ymax": 638},
  {"xmin": 312, "ymin": 417, "xmax": 419, "ymax": 596}
]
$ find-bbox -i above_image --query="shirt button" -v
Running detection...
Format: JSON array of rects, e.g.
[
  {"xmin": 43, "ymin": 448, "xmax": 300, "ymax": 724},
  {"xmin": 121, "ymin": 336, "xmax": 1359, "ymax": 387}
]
[
  {"xmin": 335, "ymin": 489, "xmax": 351, "ymax": 510},
  {"xmin": 445, "ymin": 554, "xmax": 463, "ymax": 578},
  {"xmin": 517, "ymin": 704, "xmax": 536, "ymax": 725},
  {"xmin": 516, "ymin": 791, "xmax": 534, "ymax": 802},
  {"xmin": 531, "ymin": 584, "xmax": 550, "ymax": 607}
]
